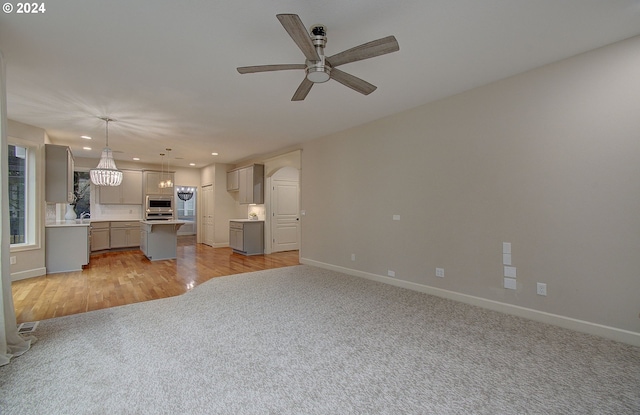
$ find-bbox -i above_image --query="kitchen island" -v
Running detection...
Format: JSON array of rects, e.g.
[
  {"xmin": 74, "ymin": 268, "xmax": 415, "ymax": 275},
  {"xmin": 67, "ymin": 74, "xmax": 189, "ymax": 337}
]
[{"xmin": 140, "ymin": 220, "xmax": 185, "ymax": 261}]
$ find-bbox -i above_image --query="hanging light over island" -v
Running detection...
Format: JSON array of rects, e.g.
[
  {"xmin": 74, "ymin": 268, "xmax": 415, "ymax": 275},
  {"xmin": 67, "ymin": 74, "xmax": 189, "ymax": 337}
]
[{"xmin": 90, "ymin": 117, "xmax": 123, "ymax": 186}]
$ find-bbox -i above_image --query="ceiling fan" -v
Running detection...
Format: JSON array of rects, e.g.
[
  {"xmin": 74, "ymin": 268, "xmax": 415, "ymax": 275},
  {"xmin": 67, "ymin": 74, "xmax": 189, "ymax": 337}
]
[{"xmin": 237, "ymin": 14, "xmax": 400, "ymax": 101}]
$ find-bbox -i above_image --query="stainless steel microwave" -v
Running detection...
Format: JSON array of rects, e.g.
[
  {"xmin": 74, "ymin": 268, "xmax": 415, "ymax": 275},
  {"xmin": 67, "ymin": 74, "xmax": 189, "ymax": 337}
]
[{"xmin": 146, "ymin": 195, "xmax": 173, "ymax": 215}]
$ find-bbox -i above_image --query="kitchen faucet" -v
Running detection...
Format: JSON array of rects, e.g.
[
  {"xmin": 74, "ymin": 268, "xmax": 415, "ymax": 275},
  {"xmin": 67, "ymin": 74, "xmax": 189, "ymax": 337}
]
[{"xmin": 80, "ymin": 212, "xmax": 91, "ymax": 222}]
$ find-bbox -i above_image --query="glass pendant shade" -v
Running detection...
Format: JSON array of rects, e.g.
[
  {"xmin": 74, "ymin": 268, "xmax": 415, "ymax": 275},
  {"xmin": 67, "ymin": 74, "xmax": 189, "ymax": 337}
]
[
  {"xmin": 159, "ymin": 149, "xmax": 173, "ymax": 189},
  {"xmin": 90, "ymin": 117, "xmax": 123, "ymax": 186}
]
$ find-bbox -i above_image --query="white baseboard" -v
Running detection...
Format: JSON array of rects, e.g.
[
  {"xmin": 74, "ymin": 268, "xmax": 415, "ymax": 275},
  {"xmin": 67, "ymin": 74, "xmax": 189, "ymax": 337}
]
[
  {"xmin": 11, "ymin": 267, "xmax": 46, "ymax": 282},
  {"xmin": 300, "ymin": 258, "xmax": 640, "ymax": 347}
]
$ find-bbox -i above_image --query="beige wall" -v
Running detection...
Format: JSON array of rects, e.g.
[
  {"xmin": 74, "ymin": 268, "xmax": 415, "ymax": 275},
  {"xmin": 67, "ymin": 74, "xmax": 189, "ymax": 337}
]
[{"xmin": 300, "ymin": 36, "xmax": 640, "ymax": 341}]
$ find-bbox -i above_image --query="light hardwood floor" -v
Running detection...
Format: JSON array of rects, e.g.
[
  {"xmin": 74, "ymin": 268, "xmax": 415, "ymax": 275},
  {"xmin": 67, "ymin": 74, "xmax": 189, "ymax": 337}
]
[{"xmin": 11, "ymin": 236, "xmax": 300, "ymax": 323}]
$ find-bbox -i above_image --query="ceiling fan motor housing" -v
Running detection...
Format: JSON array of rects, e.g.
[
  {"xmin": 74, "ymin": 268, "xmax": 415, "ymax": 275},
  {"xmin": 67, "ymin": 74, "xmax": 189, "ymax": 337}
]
[{"xmin": 307, "ymin": 24, "xmax": 330, "ymax": 83}]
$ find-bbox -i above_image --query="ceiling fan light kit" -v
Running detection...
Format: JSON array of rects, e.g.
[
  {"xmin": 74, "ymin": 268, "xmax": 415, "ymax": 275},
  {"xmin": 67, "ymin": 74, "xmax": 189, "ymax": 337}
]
[
  {"xmin": 237, "ymin": 14, "xmax": 399, "ymax": 101},
  {"xmin": 90, "ymin": 117, "xmax": 123, "ymax": 187}
]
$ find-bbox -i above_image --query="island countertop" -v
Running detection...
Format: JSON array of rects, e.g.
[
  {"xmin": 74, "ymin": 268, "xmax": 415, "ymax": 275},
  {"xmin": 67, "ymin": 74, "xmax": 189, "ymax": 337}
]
[{"xmin": 140, "ymin": 220, "xmax": 186, "ymax": 226}]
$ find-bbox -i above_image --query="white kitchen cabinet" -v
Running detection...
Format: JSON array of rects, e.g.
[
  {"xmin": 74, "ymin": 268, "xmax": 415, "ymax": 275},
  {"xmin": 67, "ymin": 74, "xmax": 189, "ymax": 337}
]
[
  {"xmin": 45, "ymin": 144, "xmax": 74, "ymax": 203},
  {"xmin": 45, "ymin": 224, "xmax": 90, "ymax": 273},
  {"xmin": 237, "ymin": 164, "xmax": 264, "ymax": 204},
  {"xmin": 90, "ymin": 221, "xmax": 110, "ymax": 251},
  {"xmin": 110, "ymin": 221, "xmax": 141, "ymax": 248},
  {"xmin": 229, "ymin": 220, "xmax": 264, "ymax": 255},
  {"xmin": 98, "ymin": 170, "xmax": 142, "ymax": 204},
  {"xmin": 144, "ymin": 170, "xmax": 174, "ymax": 196}
]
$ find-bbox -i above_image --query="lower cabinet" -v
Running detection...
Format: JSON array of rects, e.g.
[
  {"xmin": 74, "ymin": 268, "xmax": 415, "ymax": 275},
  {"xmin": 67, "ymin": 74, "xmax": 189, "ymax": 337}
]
[
  {"xmin": 110, "ymin": 221, "xmax": 141, "ymax": 249},
  {"xmin": 230, "ymin": 220, "xmax": 264, "ymax": 255},
  {"xmin": 90, "ymin": 222, "xmax": 110, "ymax": 251},
  {"xmin": 90, "ymin": 221, "xmax": 141, "ymax": 251},
  {"xmin": 46, "ymin": 225, "xmax": 90, "ymax": 273}
]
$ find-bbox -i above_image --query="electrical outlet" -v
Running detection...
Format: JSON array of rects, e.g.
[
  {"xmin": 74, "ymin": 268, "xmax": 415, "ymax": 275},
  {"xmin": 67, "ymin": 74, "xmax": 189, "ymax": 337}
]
[
  {"xmin": 435, "ymin": 268, "xmax": 444, "ymax": 278},
  {"xmin": 388, "ymin": 270, "xmax": 395, "ymax": 277},
  {"xmin": 351, "ymin": 253, "xmax": 356, "ymax": 261},
  {"xmin": 10, "ymin": 256, "xmax": 16, "ymax": 265},
  {"xmin": 537, "ymin": 282, "xmax": 547, "ymax": 296}
]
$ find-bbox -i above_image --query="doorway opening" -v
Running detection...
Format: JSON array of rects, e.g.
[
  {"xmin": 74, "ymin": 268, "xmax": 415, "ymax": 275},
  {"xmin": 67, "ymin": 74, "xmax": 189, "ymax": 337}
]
[{"xmin": 175, "ymin": 185, "xmax": 196, "ymax": 236}]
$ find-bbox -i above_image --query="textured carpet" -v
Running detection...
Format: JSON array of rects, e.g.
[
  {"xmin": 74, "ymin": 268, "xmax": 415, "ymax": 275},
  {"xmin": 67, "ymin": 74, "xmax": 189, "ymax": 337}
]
[{"xmin": 1, "ymin": 265, "xmax": 639, "ymax": 414}]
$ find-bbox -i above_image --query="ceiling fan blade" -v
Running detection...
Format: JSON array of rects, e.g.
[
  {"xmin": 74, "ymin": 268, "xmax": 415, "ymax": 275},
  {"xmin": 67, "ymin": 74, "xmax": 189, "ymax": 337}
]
[
  {"xmin": 292, "ymin": 78, "xmax": 313, "ymax": 101},
  {"xmin": 326, "ymin": 35, "xmax": 399, "ymax": 67},
  {"xmin": 237, "ymin": 64, "xmax": 306, "ymax": 74},
  {"xmin": 330, "ymin": 68, "xmax": 377, "ymax": 95},
  {"xmin": 276, "ymin": 14, "xmax": 320, "ymax": 62}
]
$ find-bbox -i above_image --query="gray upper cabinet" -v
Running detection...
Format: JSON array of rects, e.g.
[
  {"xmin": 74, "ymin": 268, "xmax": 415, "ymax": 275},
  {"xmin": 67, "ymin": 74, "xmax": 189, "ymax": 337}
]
[
  {"xmin": 226, "ymin": 169, "xmax": 239, "ymax": 191},
  {"xmin": 45, "ymin": 144, "xmax": 74, "ymax": 203},
  {"xmin": 98, "ymin": 170, "xmax": 143, "ymax": 204},
  {"xmin": 143, "ymin": 170, "xmax": 175, "ymax": 196},
  {"xmin": 238, "ymin": 164, "xmax": 264, "ymax": 204}
]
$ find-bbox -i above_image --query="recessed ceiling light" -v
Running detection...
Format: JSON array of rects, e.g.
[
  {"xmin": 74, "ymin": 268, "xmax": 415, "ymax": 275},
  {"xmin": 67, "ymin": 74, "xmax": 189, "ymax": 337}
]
[
  {"xmin": 81, "ymin": 135, "xmax": 92, "ymax": 140},
  {"xmin": 211, "ymin": 152, "xmax": 218, "ymax": 156},
  {"xmin": 83, "ymin": 146, "xmax": 91, "ymax": 150},
  {"xmin": 189, "ymin": 163, "xmax": 196, "ymax": 166},
  {"xmin": 133, "ymin": 157, "xmax": 140, "ymax": 161}
]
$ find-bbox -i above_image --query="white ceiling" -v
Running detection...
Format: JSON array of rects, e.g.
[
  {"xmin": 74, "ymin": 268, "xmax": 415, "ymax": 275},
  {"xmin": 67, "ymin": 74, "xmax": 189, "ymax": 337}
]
[{"xmin": 2, "ymin": 1, "xmax": 640, "ymax": 167}]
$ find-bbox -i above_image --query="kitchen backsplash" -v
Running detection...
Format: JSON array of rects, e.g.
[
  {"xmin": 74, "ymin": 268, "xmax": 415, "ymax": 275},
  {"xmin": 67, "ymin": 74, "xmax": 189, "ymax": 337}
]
[
  {"xmin": 91, "ymin": 204, "xmax": 144, "ymax": 221},
  {"xmin": 248, "ymin": 205, "xmax": 265, "ymax": 220}
]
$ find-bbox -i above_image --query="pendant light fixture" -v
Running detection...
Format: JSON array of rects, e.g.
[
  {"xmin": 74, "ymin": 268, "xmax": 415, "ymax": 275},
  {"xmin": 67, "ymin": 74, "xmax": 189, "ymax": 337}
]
[
  {"xmin": 159, "ymin": 148, "xmax": 173, "ymax": 189},
  {"xmin": 90, "ymin": 117, "xmax": 123, "ymax": 186},
  {"xmin": 177, "ymin": 187, "xmax": 195, "ymax": 201}
]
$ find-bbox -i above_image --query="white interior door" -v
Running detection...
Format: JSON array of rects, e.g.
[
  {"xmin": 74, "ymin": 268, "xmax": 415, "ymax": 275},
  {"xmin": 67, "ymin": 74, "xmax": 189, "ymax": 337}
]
[
  {"xmin": 271, "ymin": 170, "xmax": 299, "ymax": 252},
  {"xmin": 202, "ymin": 184, "xmax": 214, "ymax": 246}
]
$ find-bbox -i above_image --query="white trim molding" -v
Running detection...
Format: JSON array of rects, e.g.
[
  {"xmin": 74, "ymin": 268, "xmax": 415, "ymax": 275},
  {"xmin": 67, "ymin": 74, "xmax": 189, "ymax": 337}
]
[{"xmin": 11, "ymin": 267, "xmax": 46, "ymax": 282}]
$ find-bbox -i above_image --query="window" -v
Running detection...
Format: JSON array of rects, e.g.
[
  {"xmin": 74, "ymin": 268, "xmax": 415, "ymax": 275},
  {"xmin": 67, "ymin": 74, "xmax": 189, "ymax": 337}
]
[
  {"xmin": 176, "ymin": 191, "xmax": 196, "ymax": 219},
  {"xmin": 8, "ymin": 144, "xmax": 27, "ymax": 244},
  {"xmin": 7, "ymin": 141, "xmax": 37, "ymax": 248}
]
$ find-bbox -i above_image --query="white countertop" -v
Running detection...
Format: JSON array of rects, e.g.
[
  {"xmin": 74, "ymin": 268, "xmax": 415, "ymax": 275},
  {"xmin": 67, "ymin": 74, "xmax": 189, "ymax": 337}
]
[
  {"xmin": 45, "ymin": 221, "xmax": 91, "ymax": 228},
  {"xmin": 230, "ymin": 219, "xmax": 265, "ymax": 222},
  {"xmin": 140, "ymin": 220, "xmax": 186, "ymax": 225},
  {"xmin": 89, "ymin": 218, "xmax": 143, "ymax": 222}
]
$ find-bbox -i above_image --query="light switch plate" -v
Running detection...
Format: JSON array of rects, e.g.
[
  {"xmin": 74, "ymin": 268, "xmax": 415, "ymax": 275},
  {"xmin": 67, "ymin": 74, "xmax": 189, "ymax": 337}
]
[
  {"xmin": 392, "ymin": 214, "xmax": 401, "ymax": 221},
  {"xmin": 504, "ymin": 266, "xmax": 517, "ymax": 278},
  {"xmin": 503, "ymin": 242, "xmax": 511, "ymax": 254},
  {"xmin": 504, "ymin": 278, "xmax": 517, "ymax": 290},
  {"xmin": 502, "ymin": 253, "xmax": 512, "ymax": 265}
]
